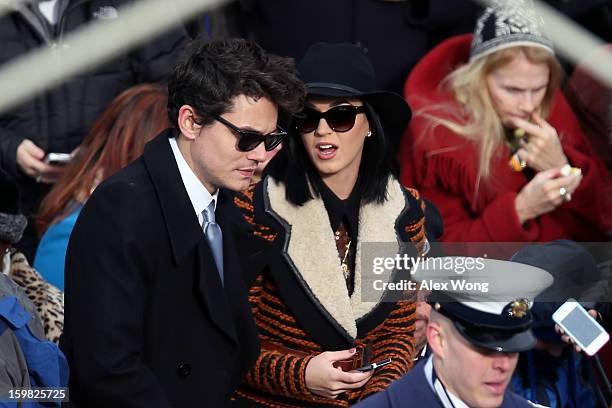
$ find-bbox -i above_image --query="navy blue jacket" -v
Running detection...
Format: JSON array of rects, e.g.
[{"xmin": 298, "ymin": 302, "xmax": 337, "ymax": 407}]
[{"xmin": 354, "ymin": 359, "xmax": 535, "ymax": 408}]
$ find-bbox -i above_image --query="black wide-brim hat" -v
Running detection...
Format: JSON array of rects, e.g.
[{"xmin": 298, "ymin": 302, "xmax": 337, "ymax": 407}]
[{"xmin": 297, "ymin": 43, "xmax": 411, "ymax": 143}]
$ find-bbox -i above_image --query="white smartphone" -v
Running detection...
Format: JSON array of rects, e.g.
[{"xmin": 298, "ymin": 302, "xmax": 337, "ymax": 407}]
[
  {"xmin": 552, "ymin": 299, "xmax": 609, "ymax": 356},
  {"xmin": 45, "ymin": 152, "xmax": 72, "ymax": 165}
]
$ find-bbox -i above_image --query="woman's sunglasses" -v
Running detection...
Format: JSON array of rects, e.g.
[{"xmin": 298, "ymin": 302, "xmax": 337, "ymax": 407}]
[
  {"xmin": 294, "ymin": 105, "xmax": 366, "ymax": 134},
  {"xmin": 195, "ymin": 114, "xmax": 287, "ymax": 152}
]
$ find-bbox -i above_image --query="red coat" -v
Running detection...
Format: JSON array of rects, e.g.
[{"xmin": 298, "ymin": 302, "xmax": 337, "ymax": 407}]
[{"xmin": 398, "ymin": 34, "xmax": 611, "ymax": 242}]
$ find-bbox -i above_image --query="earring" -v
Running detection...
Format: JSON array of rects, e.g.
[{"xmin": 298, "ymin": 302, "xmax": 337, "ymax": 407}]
[{"xmin": 366, "ymin": 130, "xmax": 372, "ymax": 138}]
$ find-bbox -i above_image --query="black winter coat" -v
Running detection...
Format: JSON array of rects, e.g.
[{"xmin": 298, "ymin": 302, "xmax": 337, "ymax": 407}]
[{"xmin": 61, "ymin": 131, "xmax": 260, "ymax": 407}]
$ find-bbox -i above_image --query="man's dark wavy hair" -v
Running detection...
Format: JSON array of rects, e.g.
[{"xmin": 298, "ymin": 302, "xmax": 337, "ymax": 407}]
[{"xmin": 167, "ymin": 38, "xmax": 305, "ymax": 129}]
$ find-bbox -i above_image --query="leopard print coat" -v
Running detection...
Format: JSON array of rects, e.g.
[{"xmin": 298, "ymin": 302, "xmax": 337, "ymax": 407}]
[{"xmin": 6, "ymin": 250, "xmax": 64, "ymax": 344}]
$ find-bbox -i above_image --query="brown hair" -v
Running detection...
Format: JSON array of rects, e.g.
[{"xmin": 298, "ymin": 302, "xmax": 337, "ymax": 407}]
[{"xmin": 37, "ymin": 83, "xmax": 169, "ymax": 235}]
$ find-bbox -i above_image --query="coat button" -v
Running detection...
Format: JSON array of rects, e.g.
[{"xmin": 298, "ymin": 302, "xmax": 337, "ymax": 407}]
[{"xmin": 177, "ymin": 363, "xmax": 191, "ymax": 378}]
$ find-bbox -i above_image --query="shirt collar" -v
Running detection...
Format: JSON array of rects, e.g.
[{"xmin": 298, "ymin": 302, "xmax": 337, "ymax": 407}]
[
  {"xmin": 317, "ymin": 178, "xmax": 360, "ymax": 237},
  {"xmin": 425, "ymin": 355, "xmax": 470, "ymax": 408},
  {"xmin": 168, "ymin": 137, "xmax": 217, "ymax": 218},
  {"xmin": 446, "ymin": 390, "xmax": 470, "ymax": 408}
]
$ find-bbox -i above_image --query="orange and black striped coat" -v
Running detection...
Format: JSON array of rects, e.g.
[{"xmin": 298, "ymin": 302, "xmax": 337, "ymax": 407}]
[{"xmin": 232, "ymin": 176, "xmax": 428, "ymax": 408}]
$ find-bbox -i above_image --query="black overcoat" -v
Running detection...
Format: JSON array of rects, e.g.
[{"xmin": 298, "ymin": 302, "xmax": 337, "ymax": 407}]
[{"xmin": 60, "ymin": 130, "xmax": 259, "ymax": 407}]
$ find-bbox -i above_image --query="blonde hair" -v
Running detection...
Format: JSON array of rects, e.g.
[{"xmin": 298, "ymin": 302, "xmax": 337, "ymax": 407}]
[{"xmin": 423, "ymin": 46, "xmax": 562, "ymax": 186}]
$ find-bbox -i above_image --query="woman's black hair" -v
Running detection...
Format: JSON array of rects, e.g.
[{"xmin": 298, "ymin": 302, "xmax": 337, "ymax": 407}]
[{"xmin": 265, "ymin": 100, "xmax": 399, "ymax": 206}]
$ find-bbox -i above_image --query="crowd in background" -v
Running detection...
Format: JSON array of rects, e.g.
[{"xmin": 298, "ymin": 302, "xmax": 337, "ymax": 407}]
[{"xmin": 0, "ymin": 0, "xmax": 611, "ymax": 407}]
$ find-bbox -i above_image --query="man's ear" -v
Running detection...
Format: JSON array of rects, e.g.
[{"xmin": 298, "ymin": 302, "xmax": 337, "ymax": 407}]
[
  {"xmin": 177, "ymin": 105, "xmax": 201, "ymax": 141},
  {"xmin": 427, "ymin": 320, "xmax": 445, "ymax": 358}
]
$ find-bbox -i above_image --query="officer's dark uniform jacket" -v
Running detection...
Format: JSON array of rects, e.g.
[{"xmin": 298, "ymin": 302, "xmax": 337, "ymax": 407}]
[{"xmin": 354, "ymin": 357, "xmax": 539, "ymax": 408}]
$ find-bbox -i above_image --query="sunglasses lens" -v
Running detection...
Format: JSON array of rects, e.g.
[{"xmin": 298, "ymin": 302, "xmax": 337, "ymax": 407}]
[
  {"xmin": 237, "ymin": 132, "xmax": 263, "ymax": 152},
  {"xmin": 326, "ymin": 106, "xmax": 358, "ymax": 132},
  {"xmin": 295, "ymin": 108, "xmax": 320, "ymax": 133},
  {"xmin": 295, "ymin": 106, "xmax": 361, "ymax": 133},
  {"xmin": 264, "ymin": 133, "xmax": 285, "ymax": 151}
]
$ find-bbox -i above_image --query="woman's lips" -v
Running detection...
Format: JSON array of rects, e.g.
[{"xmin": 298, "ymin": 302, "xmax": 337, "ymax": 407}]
[{"xmin": 315, "ymin": 142, "xmax": 338, "ymax": 160}]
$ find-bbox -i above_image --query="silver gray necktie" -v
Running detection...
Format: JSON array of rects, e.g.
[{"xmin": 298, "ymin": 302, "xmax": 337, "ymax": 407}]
[{"xmin": 202, "ymin": 201, "xmax": 224, "ymax": 285}]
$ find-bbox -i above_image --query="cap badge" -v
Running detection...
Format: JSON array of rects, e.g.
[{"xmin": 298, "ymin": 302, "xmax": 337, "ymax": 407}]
[{"xmin": 508, "ymin": 298, "xmax": 529, "ymax": 318}]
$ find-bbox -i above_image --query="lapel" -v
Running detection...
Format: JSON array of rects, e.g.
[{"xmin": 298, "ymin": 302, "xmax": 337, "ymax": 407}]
[
  {"xmin": 262, "ymin": 177, "xmax": 411, "ymax": 342},
  {"xmin": 215, "ymin": 190, "xmax": 259, "ymax": 340},
  {"xmin": 142, "ymin": 131, "xmax": 238, "ymax": 345}
]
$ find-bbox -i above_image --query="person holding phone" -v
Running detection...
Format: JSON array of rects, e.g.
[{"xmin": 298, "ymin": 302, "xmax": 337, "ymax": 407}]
[
  {"xmin": 34, "ymin": 84, "xmax": 170, "ymax": 291},
  {"xmin": 553, "ymin": 300, "xmax": 609, "ymax": 356},
  {"xmin": 556, "ymin": 305, "xmax": 611, "ymax": 353},
  {"xmin": 232, "ymin": 43, "xmax": 428, "ymax": 407},
  {"xmin": 397, "ymin": 0, "xmax": 611, "ymax": 244},
  {"xmin": 0, "ymin": 1, "xmax": 190, "ymax": 262},
  {"xmin": 355, "ymin": 257, "xmax": 553, "ymax": 408}
]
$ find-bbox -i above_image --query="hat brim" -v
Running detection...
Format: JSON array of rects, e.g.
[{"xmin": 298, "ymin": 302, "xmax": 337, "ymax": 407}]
[
  {"xmin": 453, "ymin": 320, "xmax": 537, "ymax": 353},
  {"xmin": 306, "ymin": 85, "xmax": 411, "ymax": 144}
]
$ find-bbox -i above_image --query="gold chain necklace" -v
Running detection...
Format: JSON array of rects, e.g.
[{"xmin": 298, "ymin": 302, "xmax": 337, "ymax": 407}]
[{"xmin": 340, "ymin": 240, "xmax": 352, "ymax": 279}]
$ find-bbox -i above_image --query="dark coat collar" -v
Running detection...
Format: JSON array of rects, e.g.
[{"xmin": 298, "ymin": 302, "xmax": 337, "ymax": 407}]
[
  {"xmin": 143, "ymin": 129, "xmax": 248, "ymax": 264},
  {"xmin": 143, "ymin": 130, "xmax": 203, "ymax": 266},
  {"xmin": 142, "ymin": 130, "xmax": 256, "ymax": 346},
  {"xmin": 142, "ymin": 130, "xmax": 248, "ymax": 265}
]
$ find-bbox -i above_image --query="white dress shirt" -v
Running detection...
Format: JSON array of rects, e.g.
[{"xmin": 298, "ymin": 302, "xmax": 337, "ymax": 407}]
[
  {"xmin": 39, "ymin": 0, "xmax": 60, "ymax": 25},
  {"xmin": 168, "ymin": 137, "xmax": 217, "ymax": 227},
  {"xmin": 425, "ymin": 355, "xmax": 470, "ymax": 408}
]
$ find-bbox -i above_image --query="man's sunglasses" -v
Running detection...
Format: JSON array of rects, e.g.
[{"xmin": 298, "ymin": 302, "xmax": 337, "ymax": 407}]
[
  {"xmin": 294, "ymin": 105, "xmax": 366, "ymax": 134},
  {"xmin": 195, "ymin": 114, "xmax": 287, "ymax": 152}
]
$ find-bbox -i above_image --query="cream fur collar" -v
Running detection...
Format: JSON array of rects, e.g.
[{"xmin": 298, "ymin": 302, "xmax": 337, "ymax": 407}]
[{"xmin": 263, "ymin": 177, "xmax": 408, "ymax": 340}]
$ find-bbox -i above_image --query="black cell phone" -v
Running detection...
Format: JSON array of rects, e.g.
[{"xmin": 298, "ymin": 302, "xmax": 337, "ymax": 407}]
[{"xmin": 355, "ymin": 358, "xmax": 392, "ymax": 372}]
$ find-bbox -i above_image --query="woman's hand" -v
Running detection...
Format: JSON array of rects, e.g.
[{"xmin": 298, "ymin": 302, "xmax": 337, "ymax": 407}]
[
  {"xmin": 512, "ymin": 113, "xmax": 568, "ymax": 173},
  {"xmin": 305, "ymin": 349, "xmax": 373, "ymax": 398},
  {"xmin": 515, "ymin": 166, "xmax": 582, "ymax": 224}
]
